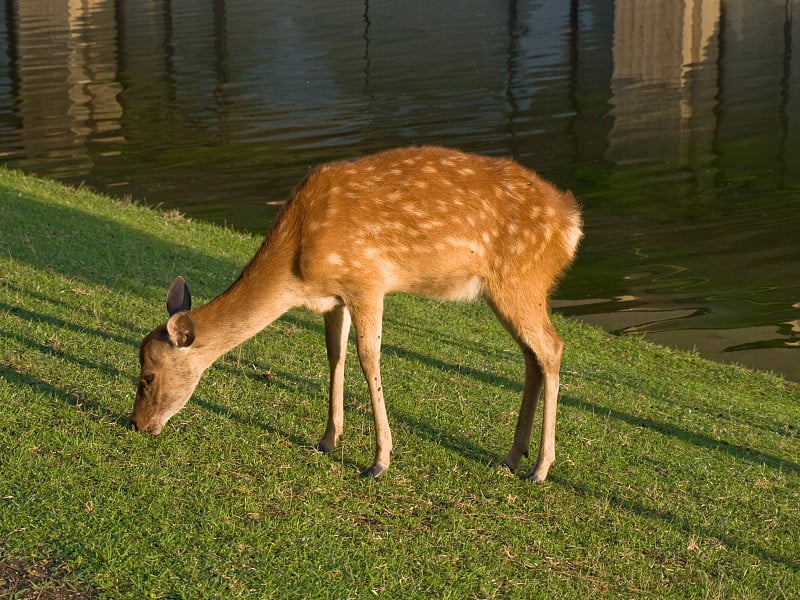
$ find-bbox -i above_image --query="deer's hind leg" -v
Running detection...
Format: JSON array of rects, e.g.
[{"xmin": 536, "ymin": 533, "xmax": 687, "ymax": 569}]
[{"xmin": 488, "ymin": 293, "xmax": 564, "ymax": 483}]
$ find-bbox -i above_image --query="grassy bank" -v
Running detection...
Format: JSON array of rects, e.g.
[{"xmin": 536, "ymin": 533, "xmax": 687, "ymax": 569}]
[{"xmin": 1, "ymin": 168, "xmax": 798, "ymax": 599}]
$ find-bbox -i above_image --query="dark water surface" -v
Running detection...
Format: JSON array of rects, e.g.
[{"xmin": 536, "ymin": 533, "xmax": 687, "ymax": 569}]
[{"xmin": 1, "ymin": 0, "xmax": 798, "ymax": 381}]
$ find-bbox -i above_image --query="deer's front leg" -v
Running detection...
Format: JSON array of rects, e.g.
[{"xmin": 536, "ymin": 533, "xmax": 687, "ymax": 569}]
[
  {"xmin": 318, "ymin": 305, "xmax": 351, "ymax": 453},
  {"xmin": 525, "ymin": 366, "xmax": 559, "ymax": 482},
  {"xmin": 350, "ymin": 296, "xmax": 392, "ymax": 478},
  {"xmin": 523, "ymin": 328, "xmax": 563, "ymax": 483}
]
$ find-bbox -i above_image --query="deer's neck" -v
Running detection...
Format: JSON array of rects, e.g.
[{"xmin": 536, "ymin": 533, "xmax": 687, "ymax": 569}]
[{"xmin": 189, "ymin": 241, "xmax": 299, "ymax": 366}]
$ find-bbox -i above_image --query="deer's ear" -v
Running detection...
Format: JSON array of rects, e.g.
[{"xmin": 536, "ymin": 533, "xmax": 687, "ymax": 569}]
[
  {"xmin": 166, "ymin": 276, "xmax": 191, "ymax": 316},
  {"xmin": 166, "ymin": 311, "xmax": 196, "ymax": 348}
]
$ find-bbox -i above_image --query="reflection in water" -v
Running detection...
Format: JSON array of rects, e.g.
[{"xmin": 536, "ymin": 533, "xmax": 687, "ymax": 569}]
[
  {"xmin": 8, "ymin": 0, "xmax": 123, "ymax": 175},
  {"xmin": 0, "ymin": 0, "xmax": 798, "ymax": 381},
  {"xmin": 608, "ymin": 0, "xmax": 721, "ymax": 166}
]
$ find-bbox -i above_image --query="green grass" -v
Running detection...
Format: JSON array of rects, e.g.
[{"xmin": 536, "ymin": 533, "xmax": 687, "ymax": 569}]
[{"xmin": 1, "ymin": 168, "xmax": 798, "ymax": 599}]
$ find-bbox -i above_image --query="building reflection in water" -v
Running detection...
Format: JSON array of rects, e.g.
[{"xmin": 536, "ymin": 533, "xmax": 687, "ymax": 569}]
[
  {"xmin": 608, "ymin": 0, "xmax": 721, "ymax": 167},
  {"xmin": 11, "ymin": 0, "xmax": 122, "ymax": 175}
]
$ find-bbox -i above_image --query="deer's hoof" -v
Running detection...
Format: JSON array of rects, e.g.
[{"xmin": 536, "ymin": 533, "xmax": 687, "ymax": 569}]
[
  {"xmin": 522, "ymin": 467, "xmax": 549, "ymax": 483},
  {"xmin": 361, "ymin": 464, "xmax": 388, "ymax": 479},
  {"xmin": 315, "ymin": 439, "xmax": 335, "ymax": 454}
]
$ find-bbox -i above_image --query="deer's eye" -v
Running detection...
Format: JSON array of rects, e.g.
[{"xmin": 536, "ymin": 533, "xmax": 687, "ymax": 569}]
[{"xmin": 141, "ymin": 373, "xmax": 155, "ymax": 386}]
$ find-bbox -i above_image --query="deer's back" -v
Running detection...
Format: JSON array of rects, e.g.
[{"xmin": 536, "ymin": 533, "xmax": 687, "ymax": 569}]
[{"xmin": 275, "ymin": 147, "xmax": 582, "ymax": 301}]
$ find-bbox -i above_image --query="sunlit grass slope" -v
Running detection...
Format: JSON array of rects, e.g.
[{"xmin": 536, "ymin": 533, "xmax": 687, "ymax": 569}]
[{"xmin": 0, "ymin": 168, "xmax": 798, "ymax": 598}]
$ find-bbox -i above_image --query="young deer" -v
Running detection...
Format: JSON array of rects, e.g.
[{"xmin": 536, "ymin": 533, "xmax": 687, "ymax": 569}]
[{"xmin": 131, "ymin": 146, "xmax": 582, "ymax": 481}]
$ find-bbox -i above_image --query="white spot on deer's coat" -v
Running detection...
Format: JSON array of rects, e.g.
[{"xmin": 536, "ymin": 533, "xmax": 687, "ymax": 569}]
[
  {"xmin": 403, "ymin": 205, "xmax": 425, "ymax": 218},
  {"xmin": 326, "ymin": 253, "xmax": 343, "ymax": 266},
  {"xmin": 511, "ymin": 240, "xmax": 527, "ymax": 256},
  {"xmin": 421, "ymin": 220, "xmax": 443, "ymax": 230}
]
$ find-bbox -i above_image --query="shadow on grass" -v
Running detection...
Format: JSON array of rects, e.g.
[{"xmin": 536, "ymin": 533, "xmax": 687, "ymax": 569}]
[
  {"xmin": 192, "ymin": 394, "xmax": 368, "ymax": 475},
  {"xmin": 2, "ymin": 282, "xmax": 144, "ymax": 343},
  {"xmin": 0, "ymin": 363, "xmax": 128, "ymax": 428},
  {"xmin": 560, "ymin": 394, "xmax": 800, "ymax": 477},
  {"xmin": 392, "ymin": 412, "xmax": 503, "ymax": 467},
  {"xmin": 213, "ymin": 360, "xmax": 323, "ymax": 402},
  {"xmin": 193, "ymin": 395, "xmax": 308, "ymax": 449},
  {"xmin": 0, "ymin": 323, "xmax": 129, "ymax": 388},
  {"xmin": 0, "ymin": 300, "xmax": 138, "ymax": 350},
  {"xmin": 0, "ymin": 190, "xmax": 241, "ymax": 299},
  {"xmin": 550, "ymin": 472, "xmax": 800, "ymax": 574}
]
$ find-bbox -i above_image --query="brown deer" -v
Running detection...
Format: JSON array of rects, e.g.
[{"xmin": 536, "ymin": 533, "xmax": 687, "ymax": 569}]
[{"xmin": 131, "ymin": 146, "xmax": 582, "ymax": 481}]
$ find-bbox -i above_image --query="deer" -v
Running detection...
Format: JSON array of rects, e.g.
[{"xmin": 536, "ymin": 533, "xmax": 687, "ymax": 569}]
[{"xmin": 130, "ymin": 146, "xmax": 582, "ymax": 481}]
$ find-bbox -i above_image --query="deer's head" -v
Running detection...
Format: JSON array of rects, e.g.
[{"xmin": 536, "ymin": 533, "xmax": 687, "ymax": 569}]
[{"xmin": 130, "ymin": 277, "xmax": 202, "ymax": 434}]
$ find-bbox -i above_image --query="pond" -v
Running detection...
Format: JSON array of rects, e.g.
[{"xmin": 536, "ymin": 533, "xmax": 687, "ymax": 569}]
[{"xmin": 1, "ymin": 0, "xmax": 798, "ymax": 382}]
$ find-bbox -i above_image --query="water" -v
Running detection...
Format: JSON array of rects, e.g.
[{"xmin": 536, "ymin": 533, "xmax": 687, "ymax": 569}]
[{"xmin": 1, "ymin": 0, "xmax": 798, "ymax": 382}]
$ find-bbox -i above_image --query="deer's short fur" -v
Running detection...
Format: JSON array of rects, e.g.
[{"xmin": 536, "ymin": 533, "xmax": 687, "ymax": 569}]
[{"xmin": 131, "ymin": 146, "xmax": 582, "ymax": 481}]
